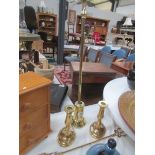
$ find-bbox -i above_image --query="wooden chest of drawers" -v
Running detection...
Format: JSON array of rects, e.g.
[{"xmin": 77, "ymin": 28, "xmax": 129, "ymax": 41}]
[{"xmin": 19, "ymin": 72, "xmax": 52, "ymax": 155}]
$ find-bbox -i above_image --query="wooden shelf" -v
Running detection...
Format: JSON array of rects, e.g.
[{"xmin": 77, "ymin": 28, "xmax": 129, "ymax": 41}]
[
  {"xmin": 37, "ymin": 12, "xmax": 57, "ymax": 17},
  {"xmin": 84, "ymin": 16, "xmax": 110, "ymax": 22},
  {"xmin": 39, "ymin": 19, "xmax": 55, "ymax": 22},
  {"xmin": 36, "ymin": 12, "xmax": 57, "ymax": 36},
  {"xmin": 76, "ymin": 15, "xmax": 110, "ymax": 41},
  {"xmin": 39, "ymin": 27, "xmax": 55, "ymax": 29}
]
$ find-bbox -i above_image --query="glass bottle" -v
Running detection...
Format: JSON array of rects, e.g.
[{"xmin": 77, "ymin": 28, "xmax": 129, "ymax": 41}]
[{"xmin": 86, "ymin": 138, "xmax": 120, "ymax": 155}]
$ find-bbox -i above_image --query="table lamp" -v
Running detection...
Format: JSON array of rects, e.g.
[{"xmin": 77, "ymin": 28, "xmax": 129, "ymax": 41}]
[
  {"xmin": 123, "ymin": 17, "xmax": 133, "ymax": 27},
  {"xmin": 40, "ymin": 0, "xmax": 46, "ymax": 12}
]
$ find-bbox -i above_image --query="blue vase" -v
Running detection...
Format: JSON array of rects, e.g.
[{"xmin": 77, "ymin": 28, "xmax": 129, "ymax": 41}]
[{"xmin": 86, "ymin": 138, "xmax": 120, "ymax": 155}]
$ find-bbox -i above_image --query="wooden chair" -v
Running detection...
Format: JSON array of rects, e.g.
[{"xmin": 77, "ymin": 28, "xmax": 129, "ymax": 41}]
[
  {"xmin": 99, "ymin": 45, "xmax": 112, "ymax": 54},
  {"xmin": 64, "ymin": 46, "xmax": 88, "ymax": 70},
  {"xmin": 127, "ymin": 53, "xmax": 135, "ymax": 62},
  {"xmin": 112, "ymin": 49, "xmax": 126, "ymax": 59},
  {"xmin": 86, "ymin": 48, "xmax": 99, "ymax": 62},
  {"xmin": 38, "ymin": 32, "xmax": 58, "ymax": 58},
  {"xmin": 98, "ymin": 52, "xmax": 116, "ymax": 67},
  {"xmin": 121, "ymin": 46, "xmax": 131, "ymax": 58}
]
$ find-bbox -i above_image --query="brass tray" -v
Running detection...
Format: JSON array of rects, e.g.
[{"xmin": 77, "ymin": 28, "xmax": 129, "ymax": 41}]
[{"xmin": 118, "ymin": 91, "xmax": 135, "ymax": 133}]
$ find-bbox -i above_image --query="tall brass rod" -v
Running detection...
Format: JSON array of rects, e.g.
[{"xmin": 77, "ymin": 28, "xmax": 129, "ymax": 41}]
[
  {"xmin": 78, "ymin": 2, "xmax": 87, "ymax": 104},
  {"xmin": 39, "ymin": 128, "xmax": 126, "ymax": 155}
]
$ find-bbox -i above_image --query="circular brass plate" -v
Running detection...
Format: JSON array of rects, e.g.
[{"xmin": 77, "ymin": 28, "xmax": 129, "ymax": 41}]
[{"xmin": 118, "ymin": 91, "xmax": 135, "ymax": 133}]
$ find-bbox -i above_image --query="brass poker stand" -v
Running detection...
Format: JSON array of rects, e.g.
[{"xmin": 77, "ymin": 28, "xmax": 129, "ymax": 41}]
[
  {"xmin": 57, "ymin": 0, "xmax": 87, "ymax": 147},
  {"xmin": 72, "ymin": 0, "xmax": 87, "ymax": 128}
]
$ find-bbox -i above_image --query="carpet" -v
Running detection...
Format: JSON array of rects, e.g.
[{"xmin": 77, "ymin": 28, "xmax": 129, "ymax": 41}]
[{"xmin": 54, "ymin": 65, "xmax": 72, "ymax": 85}]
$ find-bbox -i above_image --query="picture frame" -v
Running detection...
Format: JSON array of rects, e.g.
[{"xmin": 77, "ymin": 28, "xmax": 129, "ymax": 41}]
[{"xmin": 68, "ymin": 10, "xmax": 76, "ymax": 24}]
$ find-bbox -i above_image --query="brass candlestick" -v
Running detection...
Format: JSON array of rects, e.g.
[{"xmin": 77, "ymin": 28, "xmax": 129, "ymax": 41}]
[
  {"xmin": 58, "ymin": 105, "xmax": 75, "ymax": 147},
  {"xmin": 72, "ymin": 0, "xmax": 87, "ymax": 128},
  {"xmin": 90, "ymin": 101, "xmax": 107, "ymax": 139},
  {"xmin": 72, "ymin": 101, "xmax": 85, "ymax": 128}
]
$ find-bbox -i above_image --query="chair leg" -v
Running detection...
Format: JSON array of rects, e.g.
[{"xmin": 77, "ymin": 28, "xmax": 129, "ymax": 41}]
[
  {"xmin": 64, "ymin": 63, "xmax": 66, "ymax": 71},
  {"xmin": 53, "ymin": 47, "xmax": 55, "ymax": 58}
]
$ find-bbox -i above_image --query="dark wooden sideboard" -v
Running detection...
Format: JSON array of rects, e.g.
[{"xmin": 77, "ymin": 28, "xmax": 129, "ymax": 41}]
[{"xmin": 70, "ymin": 62, "xmax": 119, "ymax": 101}]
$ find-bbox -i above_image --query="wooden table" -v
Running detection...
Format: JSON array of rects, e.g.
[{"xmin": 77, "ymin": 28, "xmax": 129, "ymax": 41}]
[
  {"xmin": 70, "ymin": 62, "xmax": 119, "ymax": 101},
  {"xmin": 111, "ymin": 60, "xmax": 134, "ymax": 75}
]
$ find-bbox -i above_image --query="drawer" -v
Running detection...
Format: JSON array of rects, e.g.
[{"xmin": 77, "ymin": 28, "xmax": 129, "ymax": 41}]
[
  {"xmin": 19, "ymin": 87, "xmax": 49, "ymax": 115},
  {"xmin": 19, "ymin": 105, "xmax": 50, "ymax": 136},
  {"xmin": 19, "ymin": 119, "xmax": 50, "ymax": 154}
]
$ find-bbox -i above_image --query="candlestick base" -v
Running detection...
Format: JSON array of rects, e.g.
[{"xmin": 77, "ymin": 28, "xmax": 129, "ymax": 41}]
[
  {"xmin": 90, "ymin": 121, "xmax": 106, "ymax": 139},
  {"xmin": 58, "ymin": 127, "xmax": 75, "ymax": 147},
  {"xmin": 72, "ymin": 117, "xmax": 86, "ymax": 128}
]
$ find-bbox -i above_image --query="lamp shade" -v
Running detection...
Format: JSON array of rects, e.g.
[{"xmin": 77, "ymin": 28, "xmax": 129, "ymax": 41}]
[
  {"xmin": 40, "ymin": 0, "xmax": 46, "ymax": 8},
  {"xmin": 123, "ymin": 17, "xmax": 133, "ymax": 26}
]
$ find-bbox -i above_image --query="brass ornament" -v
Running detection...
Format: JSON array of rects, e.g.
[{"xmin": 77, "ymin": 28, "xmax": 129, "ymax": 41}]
[
  {"xmin": 57, "ymin": 105, "xmax": 75, "ymax": 147},
  {"xmin": 90, "ymin": 101, "xmax": 107, "ymax": 139}
]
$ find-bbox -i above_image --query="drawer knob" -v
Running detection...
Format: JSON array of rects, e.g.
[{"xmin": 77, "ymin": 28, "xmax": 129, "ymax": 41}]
[
  {"xmin": 28, "ymin": 138, "xmax": 35, "ymax": 145},
  {"xmin": 23, "ymin": 122, "xmax": 32, "ymax": 130},
  {"xmin": 23, "ymin": 102, "xmax": 31, "ymax": 111}
]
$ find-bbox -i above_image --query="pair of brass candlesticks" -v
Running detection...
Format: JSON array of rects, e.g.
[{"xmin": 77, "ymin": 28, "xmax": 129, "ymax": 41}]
[
  {"xmin": 57, "ymin": 101, "xmax": 85, "ymax": 147},
  {"xmin": 57, "ymin": 101, "xmax": 107, "ymax": 147}
]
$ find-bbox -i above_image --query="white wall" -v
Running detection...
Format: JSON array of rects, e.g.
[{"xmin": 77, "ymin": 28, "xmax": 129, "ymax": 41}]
[
  {"xmin": 26, "ymin": 0, "xmax": 59, "ymax": 15},
  {"xmin": 116, "ymin": 5, "xmax": 135, "ymax": 18}
]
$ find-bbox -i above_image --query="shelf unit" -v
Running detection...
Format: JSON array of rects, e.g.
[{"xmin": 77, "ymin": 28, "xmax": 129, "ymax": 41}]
[
  {"xmin": 36, "ymin": 12, "xmax": 57, "ymax": 38},
  {"xmin": 76, "ymin": 15, "xmax": 110, "ymax": 41}
]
